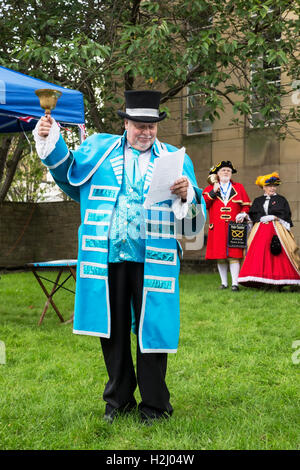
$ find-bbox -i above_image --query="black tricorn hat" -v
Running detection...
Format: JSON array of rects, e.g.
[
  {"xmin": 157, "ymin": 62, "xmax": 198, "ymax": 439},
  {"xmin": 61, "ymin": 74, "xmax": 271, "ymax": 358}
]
[
  {"xmin": 209, "ymin": 160, "xmax": 237, "ymax": 175},
  {"xmin": 117, "ymin": 90, "xmax": 167, "ymax": 123}
]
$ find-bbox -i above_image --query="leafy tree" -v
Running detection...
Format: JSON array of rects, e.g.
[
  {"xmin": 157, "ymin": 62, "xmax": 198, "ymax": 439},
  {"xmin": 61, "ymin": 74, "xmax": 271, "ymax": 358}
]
[
  {"xmin": 1, "ymin": 0, "xmax": 299, "ymax": 134},
  {"xmin": 0, "ymin": 0, "xmax": 299, "ymax": 199},
  {"xmin": 5, "ymin": 145, "xmax": 55, "ymax": 202}
]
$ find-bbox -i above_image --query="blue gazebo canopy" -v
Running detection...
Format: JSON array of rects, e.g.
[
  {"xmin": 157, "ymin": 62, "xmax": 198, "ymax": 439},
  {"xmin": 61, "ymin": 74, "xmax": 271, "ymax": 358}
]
[{"xmin": 0, "ymin": 66, "xmax": 85, "ymax": 133}]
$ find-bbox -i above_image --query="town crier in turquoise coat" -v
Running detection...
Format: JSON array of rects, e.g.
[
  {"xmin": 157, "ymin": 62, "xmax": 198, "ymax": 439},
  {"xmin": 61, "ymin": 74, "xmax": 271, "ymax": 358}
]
[{"xmin": 33, "ymin": 90, "xmax": 206, "ymax": 425}]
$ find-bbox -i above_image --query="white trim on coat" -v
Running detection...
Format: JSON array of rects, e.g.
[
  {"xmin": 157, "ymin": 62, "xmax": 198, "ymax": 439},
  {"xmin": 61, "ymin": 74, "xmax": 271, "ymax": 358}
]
[
  {"xmin": 138, "ymin": 289, "xmax": 177, "ymax": 354},
  {"xmin": 73, "ymin": 279, "xmax": 111, "ymax": 337},
  {"xmin": 110, "ymin": 155, "xmax": 124, "ymax": 184},
  {"xmin": 80, "ymin": 261, "xmax": 108, "ymax": 279},
  {"xmin": 68, "ymin": 137, "xmax": 122, "ymax": 186},
  {"xmin": 88, "ymin": 184, "xmax": 119, "ymax": 201},
  {"xmin": 84, "ymin": 209, "xmax": 112, "ymax": 226},
  {"xmin": 145, "ymin": 246, "xmax": 177, "ymax": 266},
  {"xmin": 144, "ymin": 275, "xmax": 176, "ymax": 293},
  {"xmin": 73, "ymin": 329, "xmax": 110, "ymax": 338},
  {"xmin": 47, "ymin": 151, "xmax": 70, "ymax": 169},
  {"xmin": 82, "ymin": 235, "xmax": 108, "ymax": 252}
]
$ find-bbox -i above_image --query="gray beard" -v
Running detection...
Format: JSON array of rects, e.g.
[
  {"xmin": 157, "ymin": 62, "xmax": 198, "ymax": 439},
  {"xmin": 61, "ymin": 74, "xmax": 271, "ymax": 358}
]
[{"xmin": 220, "ymin": 177, "xmax": 231, "ymax": 183}]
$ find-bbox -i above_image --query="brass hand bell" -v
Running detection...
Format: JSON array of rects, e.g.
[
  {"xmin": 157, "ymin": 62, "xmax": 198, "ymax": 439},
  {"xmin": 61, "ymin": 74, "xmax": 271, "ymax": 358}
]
[{"xmin": 35, "ymin": 88, "xmax": 62, "ymax": 115}]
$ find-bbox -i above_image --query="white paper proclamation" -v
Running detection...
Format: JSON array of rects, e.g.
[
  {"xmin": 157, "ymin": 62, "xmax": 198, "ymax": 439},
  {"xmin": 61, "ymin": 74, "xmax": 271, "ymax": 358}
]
[{"xmin": 144, "ymin": 147, "xmax": 185, "ymax": 209}]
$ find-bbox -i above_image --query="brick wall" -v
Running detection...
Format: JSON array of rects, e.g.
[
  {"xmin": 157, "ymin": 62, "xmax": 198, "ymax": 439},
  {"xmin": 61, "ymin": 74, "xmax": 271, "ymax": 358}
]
[
  {"xmin": 0, "ymin": 200, "xmax": 205, "ymax": 269},
  {"xmin": 0, "ymin": 201, "xmax": 80, "ymax": 268}
]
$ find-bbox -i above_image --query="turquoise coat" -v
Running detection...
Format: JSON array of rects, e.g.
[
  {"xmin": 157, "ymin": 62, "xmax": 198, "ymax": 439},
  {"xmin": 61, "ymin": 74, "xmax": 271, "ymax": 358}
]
[{"xmin": 41, "ymin": 131, "xmax": 206, "ymax": 353}]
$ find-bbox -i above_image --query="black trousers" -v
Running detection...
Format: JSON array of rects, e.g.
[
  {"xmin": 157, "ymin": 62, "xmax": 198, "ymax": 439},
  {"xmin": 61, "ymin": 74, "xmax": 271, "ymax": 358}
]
[{"xmin": 100, "ymin": 261, "xmax": 173, "ymax": 419}]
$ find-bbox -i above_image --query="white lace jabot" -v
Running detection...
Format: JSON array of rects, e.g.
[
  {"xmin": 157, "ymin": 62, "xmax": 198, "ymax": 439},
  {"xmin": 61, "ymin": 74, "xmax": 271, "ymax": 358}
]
[{"xmin": 32, "ymin": 118, "xmax": 60, "ymax": 160}]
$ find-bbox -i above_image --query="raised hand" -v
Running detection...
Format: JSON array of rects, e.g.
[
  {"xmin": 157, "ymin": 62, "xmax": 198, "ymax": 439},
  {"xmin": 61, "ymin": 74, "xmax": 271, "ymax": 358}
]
[{"xmin": 38, "ymin": 115, "xmax": 53, "ymax": 137}]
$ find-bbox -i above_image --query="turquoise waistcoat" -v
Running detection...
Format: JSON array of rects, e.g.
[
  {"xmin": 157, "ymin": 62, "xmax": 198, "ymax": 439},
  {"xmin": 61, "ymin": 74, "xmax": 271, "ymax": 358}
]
[{"xmin": 108, "ymin": 170, "xmax": 146, "ymax": 263}]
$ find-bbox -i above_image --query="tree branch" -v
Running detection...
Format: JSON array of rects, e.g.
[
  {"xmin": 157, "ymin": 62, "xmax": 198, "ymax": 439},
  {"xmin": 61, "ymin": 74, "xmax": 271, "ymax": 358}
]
[
  {"xmin": 161, "ymin": 64, "xmax": 205, "ymax": 103},
  {"xmin": 0, "ymin": 135, "xmax": 25, "ymax": 202},
  {"xmin": 0, "ymin": 136, "xmax": 13, "ymax": 186}
]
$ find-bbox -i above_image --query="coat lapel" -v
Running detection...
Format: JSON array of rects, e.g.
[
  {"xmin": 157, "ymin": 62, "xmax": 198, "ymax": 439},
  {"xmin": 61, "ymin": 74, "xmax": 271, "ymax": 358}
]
[
  {"xmin": 227, "ymin": 185, "xmax": 237, "ymax": 203},
  {"xmin": 109, "ymin": 136, "xmax": 124, "ymax": 186},
  {"xmin": 108, "ymin": 136, "xmax": 167, "ymax": 192},
  {"xmin": 144, "ymin": 159, "xmax": 155, "ymax": 193},
  {"xmin": 217, "ymin": 184, "xmax": 237, "ymax": 204}
]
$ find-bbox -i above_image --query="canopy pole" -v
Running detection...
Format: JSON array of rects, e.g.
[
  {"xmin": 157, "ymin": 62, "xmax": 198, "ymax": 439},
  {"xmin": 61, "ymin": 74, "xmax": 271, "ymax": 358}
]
[{"xmin": 19, "ymin": 120, "xmax": 33, "ymax": 155}]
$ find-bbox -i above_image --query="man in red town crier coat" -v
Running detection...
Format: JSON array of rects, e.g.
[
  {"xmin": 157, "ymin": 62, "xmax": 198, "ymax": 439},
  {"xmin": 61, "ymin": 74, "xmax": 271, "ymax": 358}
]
[{"xmin": 203, "ymin": 161, "xmax": 251, "ymax": 291}]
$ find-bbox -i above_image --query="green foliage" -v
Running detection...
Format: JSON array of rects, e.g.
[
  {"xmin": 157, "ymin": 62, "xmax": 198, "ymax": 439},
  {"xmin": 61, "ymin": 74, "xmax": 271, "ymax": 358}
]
[
  {"xmin": 0, "ymin": 0, "xmax": 299, "ymax": 138},
  {"xmin": 6, "ymin": 147, "xmax": 53, "ymax": 202},
  {"xmin": 0, "ymin": 271, "xmax": 299, "ymax": 449},
  {"xmin": 0, "ymin": 0, "xmax": 299, "ymax": 200}
]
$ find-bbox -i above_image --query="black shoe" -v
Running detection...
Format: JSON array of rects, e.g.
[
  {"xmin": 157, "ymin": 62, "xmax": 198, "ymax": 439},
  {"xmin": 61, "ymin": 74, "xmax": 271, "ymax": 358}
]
[
  {"xmin": 231, "ymin": 285, "xmax": 239, "ymax": 291},
  {"xmin": 140, "ymin": 410, "xmax": 171, "ymax": 426},
  {"xmin": 219, "ymin": 284, "xmax": 228, "ymax": 290},
  {"xmin": 103, "ymin": 402, "xmax": 136, "ymax": 424},
  {"xmin": 103, "ymin": 412, "xmax": 115, "ymax": 424},
  {"xmin": 103, "ymin": 406, "xmax": 120, "ymax": 424}
]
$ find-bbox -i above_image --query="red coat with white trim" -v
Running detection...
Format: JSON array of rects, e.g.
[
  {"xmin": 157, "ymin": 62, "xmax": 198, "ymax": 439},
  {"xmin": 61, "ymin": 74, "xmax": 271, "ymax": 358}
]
[{"xmin": 203, "ymin": 181, "xmax": 251, "ymax": 259}]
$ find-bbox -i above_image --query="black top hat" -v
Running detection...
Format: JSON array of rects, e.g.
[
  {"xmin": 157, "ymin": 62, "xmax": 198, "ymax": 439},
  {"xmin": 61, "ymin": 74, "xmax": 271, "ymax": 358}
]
[
  {"xmin": 117, "ymin": 90, "xmax": 167, "ymax": 123},
  {"xmin": 209, "ymin": 160, "xmax": 237, "ymax": 175}
]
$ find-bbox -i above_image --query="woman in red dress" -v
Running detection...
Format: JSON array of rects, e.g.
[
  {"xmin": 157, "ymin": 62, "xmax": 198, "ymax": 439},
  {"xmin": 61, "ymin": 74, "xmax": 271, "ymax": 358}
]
[
  {"xmin": 203, "ymin": 161, "xmax": 251, "ymax": 291},
  {"xmin": 238, "ymin": 172, "xmax": 300, "ymax": 288}
]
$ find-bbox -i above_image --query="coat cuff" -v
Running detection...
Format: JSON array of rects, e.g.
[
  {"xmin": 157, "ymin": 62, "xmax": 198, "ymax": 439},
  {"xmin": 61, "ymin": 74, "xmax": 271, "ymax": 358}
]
[
  {"xmin": 32, "ymin": 118, "xmax": 61, "ymax": 160},
  {"xmin": 33, "ymin": 119, "xmax": 69, "ymax": 169},
  {"xmin": 172, "ymin": 180, "xmax": 195, "ymax": 220}
]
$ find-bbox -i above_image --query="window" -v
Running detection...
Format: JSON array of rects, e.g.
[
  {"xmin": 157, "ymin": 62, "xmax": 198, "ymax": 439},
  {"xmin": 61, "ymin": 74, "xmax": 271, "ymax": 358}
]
[
  {"xmin": 186, "ymin": 91, "xmax": 213, "ymax": 135},
  {"xmin": 250, "ymin": 53, "xmax": 281, "ymax": 126},
  {"xmin": 185, "ymin": 11, "xmax": 213, "ymax": 135}
]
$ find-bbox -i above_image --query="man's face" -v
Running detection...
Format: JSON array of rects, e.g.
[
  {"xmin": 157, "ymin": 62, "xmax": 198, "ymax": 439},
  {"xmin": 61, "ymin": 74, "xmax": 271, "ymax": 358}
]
[
  {"xmin": 217, "ymin": 167, "xmax": 232, "ymax": 183},
  {"xmin": 125, "ymin": 120, "xmax": 158, "ymax": 151}
]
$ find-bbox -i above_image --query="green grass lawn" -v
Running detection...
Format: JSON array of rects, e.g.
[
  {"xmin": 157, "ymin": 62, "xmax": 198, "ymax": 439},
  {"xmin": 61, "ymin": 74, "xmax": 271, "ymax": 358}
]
[{"xmin": 0, "ymin": 270, "xmax": 299, "ymax": 450}]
